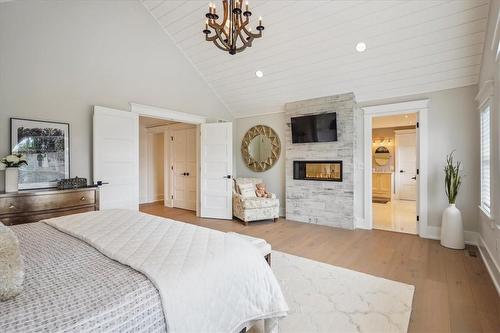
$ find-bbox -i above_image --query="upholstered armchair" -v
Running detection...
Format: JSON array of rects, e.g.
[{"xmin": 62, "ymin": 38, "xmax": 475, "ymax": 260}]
[{"xmin": 233, "ymin": 178, "xmax": 279, "ymax": 225}]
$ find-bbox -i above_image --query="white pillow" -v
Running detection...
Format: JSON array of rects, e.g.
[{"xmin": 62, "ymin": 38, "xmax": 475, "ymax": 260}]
[
  {"xmin": 0, "ymin": 222, "xmax": 24, "ymax": 301},
  {"xmin": 238, "ymin": 183, "xmax": 257, "ymax": 198}
]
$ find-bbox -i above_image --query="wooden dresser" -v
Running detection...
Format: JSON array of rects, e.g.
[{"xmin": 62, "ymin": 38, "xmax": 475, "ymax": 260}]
[{"xmin": 0, "ymin": 187, "xmax": 99, "ymax": 226}]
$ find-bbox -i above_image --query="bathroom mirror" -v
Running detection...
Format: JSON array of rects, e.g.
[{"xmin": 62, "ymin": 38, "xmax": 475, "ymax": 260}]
[
  {"xmin": 374, "ymin": 146, "xmax": 391, "ymax": 166},
  {"xmin": 241, "ymin": 125, "xmax": 281, "ymax": 172}
]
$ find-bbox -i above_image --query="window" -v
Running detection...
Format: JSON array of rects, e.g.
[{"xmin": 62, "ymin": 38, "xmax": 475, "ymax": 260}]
[{"xmin": 480, "ymin": 104, "xmax": 491, "ymax": 216}]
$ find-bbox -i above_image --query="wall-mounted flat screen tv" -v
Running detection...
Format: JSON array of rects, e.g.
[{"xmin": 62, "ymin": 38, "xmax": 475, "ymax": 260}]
[{"xmin": 291, "ymin": 112, "xmax": 337, "ymax": 143}]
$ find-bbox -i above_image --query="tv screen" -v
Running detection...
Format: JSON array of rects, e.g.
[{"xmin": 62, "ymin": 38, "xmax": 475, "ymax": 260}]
[{"xmin": 291, "ymin": 113, "xmax": 337, "ymax": 143}]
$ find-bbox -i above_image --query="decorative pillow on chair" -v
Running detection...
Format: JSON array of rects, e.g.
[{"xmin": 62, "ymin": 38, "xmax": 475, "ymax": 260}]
[
  {"xmin": 0, "ymin": 222, "xmax": 24, "ymax": 301},
  {"xmin": 238, "ymin": 183, "xmax": 257, "ymax": 198}
]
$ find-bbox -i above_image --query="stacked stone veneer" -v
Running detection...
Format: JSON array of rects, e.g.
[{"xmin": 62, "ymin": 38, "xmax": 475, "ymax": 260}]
[{"xmin": 285, "ymin": 93, "xmax": 361, "ymax": 230}]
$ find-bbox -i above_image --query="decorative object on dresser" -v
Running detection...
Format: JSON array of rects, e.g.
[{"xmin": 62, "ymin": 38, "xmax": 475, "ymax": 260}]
[
  {"xmin": 241, "ymin": 125, "xmax": 281, "ymax": 172},
  {"xmin": 0, "ymin": 154, "xmax": 28, "ymax": 193},
  {"xmin": 10, "ymin": 118, "xmax": 69, "ymax": 190},
  {"xmin": 0, "ymin": 187, "xmax": 99, "ymax": 226},
  {"xmin": 57, "ymin": 176, "xmax": 87, "ymax": 190},
  {"xmin": 440, "ymin": 151, "xmax": 464, "ymax": 249},
  {"xmin": 233, "ymin": 178, "xmax": 279, "ymax": 225}
]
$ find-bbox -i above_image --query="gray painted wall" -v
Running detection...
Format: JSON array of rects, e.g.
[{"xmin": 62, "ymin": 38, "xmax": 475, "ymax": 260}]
[
  {"xmin": 234, "ymin": 113, "xmax": 286, "ymax": 216},
  {"xmin": 235, "ymin": 85, "xmax": 479, "ymax": 232},
  {"xmin": 0, "ymin": 0, "xmax": 231, "ymax": 190}
]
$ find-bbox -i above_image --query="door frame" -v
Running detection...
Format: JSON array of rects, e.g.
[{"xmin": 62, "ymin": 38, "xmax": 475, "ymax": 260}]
[
  {"xmin": 131, "ymin": 103, "xmax": 207, "ymax": 216},
  {"xmin": 363, "ymin": 99, "xmax": 429, "ymax": 238},
  {"xmin": 394, "ymin": 129, "xmax": 417, "ymax": 200}
]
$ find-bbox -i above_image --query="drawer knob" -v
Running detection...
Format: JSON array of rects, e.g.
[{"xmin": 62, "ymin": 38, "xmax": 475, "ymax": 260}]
[
  {"xmin": 8, "ymin": 203, "xmax": 15, "ymax": 209},
  {"xmin": 80, "ymin": 196, "xmax": 87, "ymax": 201}
]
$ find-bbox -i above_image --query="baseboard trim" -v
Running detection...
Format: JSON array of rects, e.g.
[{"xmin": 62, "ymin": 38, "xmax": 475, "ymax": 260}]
[
  {"xmin": 423, "ymin": 226, "xmax": 478, "ymax": 245},
  {"xmin": 477, "ymin": 235, "xmax": 500, "ymax": 295}
]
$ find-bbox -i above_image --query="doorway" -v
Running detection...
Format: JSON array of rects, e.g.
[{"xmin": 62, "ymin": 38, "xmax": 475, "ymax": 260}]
[
  {"xmin": 139, "ymin": 116, "xmax": 197, "ymax": 212},
  {"xmin": 371, "ymin": 114, "xmax": 417, "ymax": 234},
  {"xmin": 362, "ymin": 99, "xmax": 429, "ymax": 238},
  {"xmin": 93, "ymin": 104, "xmax": 234, "ymax": 219}
]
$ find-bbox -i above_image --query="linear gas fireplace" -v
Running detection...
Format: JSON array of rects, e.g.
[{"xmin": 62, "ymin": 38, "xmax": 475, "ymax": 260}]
[{"xmin": 293, "ymin": 160, "xmax": 343, "ymax": 182}]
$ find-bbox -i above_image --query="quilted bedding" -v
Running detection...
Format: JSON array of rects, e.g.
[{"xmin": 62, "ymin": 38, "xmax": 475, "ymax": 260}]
[
  {"xmin": 46, "ymin": 209, "xmax": 289, "ymax": 333},
  {"xmin": 1, "ymin": 222, "xmax": 166, "ymax": 333}
]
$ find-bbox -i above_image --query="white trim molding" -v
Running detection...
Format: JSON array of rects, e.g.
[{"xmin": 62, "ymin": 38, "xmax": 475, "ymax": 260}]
[
  {"xmin": 130, "ymin": 103, "xmax": 207, "ymax": 124},
  {"xmin": 475, "ymin": 80, "xmax": 495, "ymax": 108},
  {"xmin": 362, "ymin": 99, "xmax": 430, "ymax": 238},
  {"xmin": 478, "ymin": 235, "xmax": 500, "ymax": 295}
]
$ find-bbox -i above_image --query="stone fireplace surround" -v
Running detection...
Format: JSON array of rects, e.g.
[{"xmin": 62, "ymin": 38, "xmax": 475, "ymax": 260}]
[{"xmin": 285, "ymin": 93, "xmax": 361, "ymax": 230}]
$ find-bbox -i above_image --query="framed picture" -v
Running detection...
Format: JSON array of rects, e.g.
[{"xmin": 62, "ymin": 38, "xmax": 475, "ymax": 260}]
[{"xmin": 10, "ymin": 118, "xmax": 70, "ymax": 190}]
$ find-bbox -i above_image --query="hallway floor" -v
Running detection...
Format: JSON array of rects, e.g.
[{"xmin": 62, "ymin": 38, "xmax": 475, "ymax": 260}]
[{"xmin": 373, "ymin": 199, "xmax": 417, "ymax": 234}]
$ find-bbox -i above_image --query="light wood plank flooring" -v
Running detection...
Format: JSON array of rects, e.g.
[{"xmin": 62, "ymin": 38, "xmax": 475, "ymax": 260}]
[{"xmin": 140, "ymin": 202, "xmax": 500, "ymax": 333}]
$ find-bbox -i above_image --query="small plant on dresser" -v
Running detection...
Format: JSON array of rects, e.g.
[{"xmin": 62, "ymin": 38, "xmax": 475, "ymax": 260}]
[{"xmin": 0, "ymin": 154, "xmax": 27, "ymax": 193}]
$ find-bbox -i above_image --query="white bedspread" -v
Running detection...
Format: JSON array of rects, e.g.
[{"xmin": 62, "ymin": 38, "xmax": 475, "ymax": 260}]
[{"xmin": 45, "ymin": 209, "xmax": 288, "ymax": 333}]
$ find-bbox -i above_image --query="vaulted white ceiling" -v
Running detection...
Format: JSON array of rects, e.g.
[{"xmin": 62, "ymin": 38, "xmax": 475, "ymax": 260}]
[{"xmin": 142, "ymin": 0, "xmax": 490, "ymax": 118}]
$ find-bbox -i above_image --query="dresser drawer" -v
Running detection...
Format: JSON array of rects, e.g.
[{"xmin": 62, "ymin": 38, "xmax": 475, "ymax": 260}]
[
  {"xmin": 1, "ymin": 206, "xmax": 96, "ymax": 226},
  {"xmin": 0, "ymin": 190, "xmax": 95, "ymax": 215}
]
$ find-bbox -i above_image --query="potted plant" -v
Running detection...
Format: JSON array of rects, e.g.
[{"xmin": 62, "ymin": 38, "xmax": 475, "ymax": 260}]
[
  {"xmin": 0, "ymin": 154, "xmax": 28, "ymax": 193},
  {"xmin": 440, "ymin": 151, "xmax": 465, "ymax": 249}
]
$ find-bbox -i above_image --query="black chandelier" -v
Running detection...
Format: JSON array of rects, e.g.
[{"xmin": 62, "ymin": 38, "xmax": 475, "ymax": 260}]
[{"xmin": 203, "ymin": 0, "xmax": 265, "ymax": 55}]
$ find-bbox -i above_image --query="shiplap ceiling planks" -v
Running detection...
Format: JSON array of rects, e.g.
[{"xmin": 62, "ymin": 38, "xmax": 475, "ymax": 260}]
[{"xmin": 142, "ymin": 0, "xmax": 490, "ymax": 117}]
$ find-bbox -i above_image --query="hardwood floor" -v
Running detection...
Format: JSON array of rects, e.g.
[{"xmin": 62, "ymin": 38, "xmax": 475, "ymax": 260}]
[{"xmin": 140, "ymin": 202, "xmax": 500, "ymax": 333}]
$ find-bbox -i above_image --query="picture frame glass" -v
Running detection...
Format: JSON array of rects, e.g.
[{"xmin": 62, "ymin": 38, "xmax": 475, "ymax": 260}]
[{"xmin": 10, "ymin": 118, "xmax": 70, "ymax": 189}]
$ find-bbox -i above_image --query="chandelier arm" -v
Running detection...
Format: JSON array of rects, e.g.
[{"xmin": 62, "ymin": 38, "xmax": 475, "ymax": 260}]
[
  {"xmin": 220, "ymin": 0, "xmax": 229, "ymax": 33},
  {"xmin": 239, "ymin": 14, "xmax": 261, "ymax": 39},
  {"xmin": 213, "ymin": 38, "xmax": 230, "ymax": 52},
  {"xmin": 213, "ymin": 27, "xmax": 231, "ymax": 50},
  {"xmin": 237, "ymin": 30, "xmax": 253, "ymax": 48}
]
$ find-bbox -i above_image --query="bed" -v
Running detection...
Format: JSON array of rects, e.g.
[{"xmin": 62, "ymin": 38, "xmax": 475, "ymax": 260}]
[{"xmin": 0, "ymin": 210, "xmax": 288, "ymax": 333}]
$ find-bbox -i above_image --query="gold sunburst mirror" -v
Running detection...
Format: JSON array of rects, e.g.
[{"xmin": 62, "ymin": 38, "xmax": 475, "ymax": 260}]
[{"xmin": 241, "ymin": 125, "xmax": 281, "ymax": 172}]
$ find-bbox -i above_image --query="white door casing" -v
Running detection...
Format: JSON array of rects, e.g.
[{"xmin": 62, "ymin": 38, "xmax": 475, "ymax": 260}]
[
  {"xmin": 200, "ymin": 122, "xmax": 233, "ymax": 219},
  {"xmin": 363, "ymin": 99, "xmax": 429, "ymax": 238},
  {"xmin": 171, "ymin": 128, "xmax": 197, "ymax": 211},
  {"xmin": 395, "ymin": 130, "xmax": 417, "ymax": 201},
  {"xmin": 93, "ymin": 106, "xmax": 139, "ymax": 210}
]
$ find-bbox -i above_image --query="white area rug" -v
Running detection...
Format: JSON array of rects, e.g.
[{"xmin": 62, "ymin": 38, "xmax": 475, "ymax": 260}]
[{"xmin": 269, "ymin": 251, "xmax": 415, "ymax": 333}]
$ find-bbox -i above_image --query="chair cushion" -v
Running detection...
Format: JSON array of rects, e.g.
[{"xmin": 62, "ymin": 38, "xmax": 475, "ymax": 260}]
[
  {"xmin": 235, "ymin": 178, "xmax": 263, "ymax": 193},
  {"xmin": 238, "ymin": 183, "xmax": 257, "ymax": 198},
  {"xmin": 241, "ymin": 197, "xmax": 279, "ymax": 209}
]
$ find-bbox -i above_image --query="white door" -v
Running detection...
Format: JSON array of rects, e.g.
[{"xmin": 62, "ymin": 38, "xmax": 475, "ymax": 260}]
[
  {"xmin": 200, "ymin": 122, "xmax": 233, "ymax": 219},
  {"xmin": 396, "ymin": 130, "xmax": 417, "ymax": 201},
  {"xmin": 171, "ymin": 128, "xmax": 197, "ymax": 211},
  {"xmin": 93, "ymin": 106, "xmax": 139, "ymax": 210}
]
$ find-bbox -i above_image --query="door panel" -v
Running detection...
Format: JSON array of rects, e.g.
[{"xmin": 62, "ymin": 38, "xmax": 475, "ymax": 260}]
[
  {"xmin": 172, "ymin": 128, "xmax": 196, "ymax": 211},
  {"xmin": 93, "ymin": 106, "xmax": 139, "ymax": 210},
  {"xmin": 396, "ymin": 131, "xmax": 417, "ymax": 201},
  {"xmin": 200, "ymin": 123, "xmax": 233, "ymax": 219}
]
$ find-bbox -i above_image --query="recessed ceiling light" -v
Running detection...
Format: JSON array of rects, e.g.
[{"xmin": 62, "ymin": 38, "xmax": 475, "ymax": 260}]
[
  {"xmin": 255, "ymin": 70, "xmax": 264, "ymax": 78},
  {"xmin": 355, "ymin": 42, "xmax": 367, "ymax": 53}
]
